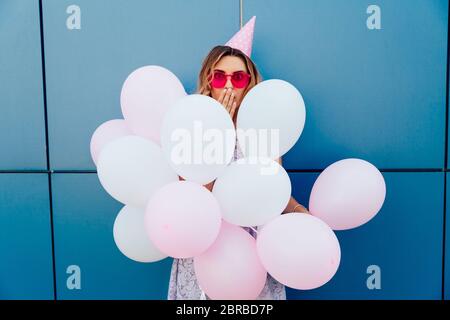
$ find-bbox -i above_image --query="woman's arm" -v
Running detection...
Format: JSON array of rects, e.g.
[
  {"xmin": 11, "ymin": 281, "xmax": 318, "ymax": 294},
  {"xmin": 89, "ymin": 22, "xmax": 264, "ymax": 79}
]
[
  {"xmin": 179, "ymin": 175, "xmax": 216, "ymax": 192},
  {"xmin": 283, "ymin": 196, "xmax": 310, "ymax": 214},
  {"xmin": 276, "ymin": 157, "xmax": 310, "ymax": 214}
]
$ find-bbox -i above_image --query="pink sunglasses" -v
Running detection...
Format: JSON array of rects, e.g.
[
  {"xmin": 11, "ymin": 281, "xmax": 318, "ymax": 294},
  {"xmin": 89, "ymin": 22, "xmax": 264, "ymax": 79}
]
[{"xmin": 209, "ymin": 70, "xmax": 251, "ymax": 89}]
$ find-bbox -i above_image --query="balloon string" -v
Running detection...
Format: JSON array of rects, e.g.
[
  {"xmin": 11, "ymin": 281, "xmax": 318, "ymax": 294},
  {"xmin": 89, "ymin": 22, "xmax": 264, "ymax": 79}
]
[{"xmin": 250, "ymin": 226, "xmax": 258, "ymax": 234}]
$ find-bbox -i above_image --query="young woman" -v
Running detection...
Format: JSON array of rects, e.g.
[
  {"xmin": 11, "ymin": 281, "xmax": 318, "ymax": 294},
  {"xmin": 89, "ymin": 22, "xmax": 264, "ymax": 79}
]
[{"xmin": 167, "ymin": 45, "xmax": 309, "ymax": 300}]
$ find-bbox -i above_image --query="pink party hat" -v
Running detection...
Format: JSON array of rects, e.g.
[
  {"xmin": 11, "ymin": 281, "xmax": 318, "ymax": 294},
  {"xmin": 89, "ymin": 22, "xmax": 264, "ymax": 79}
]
[{"xmin": 225, "ymin": 16, "xmax": 256, "ymax": 57}]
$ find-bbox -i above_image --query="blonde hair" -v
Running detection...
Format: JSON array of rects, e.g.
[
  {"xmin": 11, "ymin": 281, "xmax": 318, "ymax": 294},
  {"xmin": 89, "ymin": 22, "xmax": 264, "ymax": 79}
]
[{"xmin": 197, "ymin": 45, "xmax": 262, "ymax": 98}]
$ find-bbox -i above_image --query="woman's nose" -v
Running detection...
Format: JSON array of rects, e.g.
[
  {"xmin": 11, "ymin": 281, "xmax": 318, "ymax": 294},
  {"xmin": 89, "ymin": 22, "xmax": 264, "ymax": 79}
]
[{"xmin": 225, "ymin": 77, "xmax": 233, "ymax": 89}]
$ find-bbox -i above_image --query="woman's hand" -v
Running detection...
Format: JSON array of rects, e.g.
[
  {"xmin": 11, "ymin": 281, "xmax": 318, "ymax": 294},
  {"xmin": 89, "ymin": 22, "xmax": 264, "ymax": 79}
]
[{"xmin": 218, "ymin": 88, "xmax": 238, "ymax": 120}]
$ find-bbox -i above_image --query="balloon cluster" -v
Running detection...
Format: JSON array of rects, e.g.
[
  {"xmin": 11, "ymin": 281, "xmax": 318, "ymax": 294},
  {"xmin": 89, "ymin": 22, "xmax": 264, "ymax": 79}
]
[{"xmin": 91, "ymin": 66, "xmax": 386, "ymax": 299}]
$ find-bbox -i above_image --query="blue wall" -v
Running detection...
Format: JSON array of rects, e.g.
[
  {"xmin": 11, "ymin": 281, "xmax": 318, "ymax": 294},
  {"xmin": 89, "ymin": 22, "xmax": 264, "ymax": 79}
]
[{"xmin": 0, "ymin": 0, "xmax": 448, "ymax": 299}]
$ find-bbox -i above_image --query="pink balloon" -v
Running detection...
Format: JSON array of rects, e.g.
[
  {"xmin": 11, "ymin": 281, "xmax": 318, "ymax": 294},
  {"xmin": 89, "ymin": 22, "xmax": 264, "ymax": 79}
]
[
  {"xmin": 120, "ymin": 66, "xmax": 186, "ymax": 144},
  {"xmin": 194, "ymin": 222, "xmax": 267, "ymax": 300},
  {"xmin": 145, "ymin": 181, "xmax": 222, "ymax": 258},
  {"xmin": 257, "ymin": 213, "xmax": 341, "ymax": 290},
  {"xmin": 309, "ymin": 158, "xmax": 386, "ymax": 230},
  {"xmin": 90, "ymin": 119, "xmax": 132, "ymax": 165}
]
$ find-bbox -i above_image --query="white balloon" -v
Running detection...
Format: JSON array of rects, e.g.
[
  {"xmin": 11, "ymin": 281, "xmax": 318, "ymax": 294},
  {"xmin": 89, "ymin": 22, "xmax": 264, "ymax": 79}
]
[
  {"xmin": 97, "ymin": 135, "xmax": 178, "ymax": 207},
  {"xmin": 212, "ymin": 157, "xmax": 291, "ymax": 227},
  {"xmin": 237, "ymin": 79, "xmax": 306, "ymax": 159},
  {"xmin": 113, "ymin": 205, "xmax": 167, "ymax": 263},
  {"xmin": 160, "ymin": 94, "xmax": 236, "ymax": 185}
]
